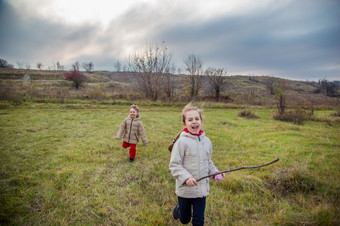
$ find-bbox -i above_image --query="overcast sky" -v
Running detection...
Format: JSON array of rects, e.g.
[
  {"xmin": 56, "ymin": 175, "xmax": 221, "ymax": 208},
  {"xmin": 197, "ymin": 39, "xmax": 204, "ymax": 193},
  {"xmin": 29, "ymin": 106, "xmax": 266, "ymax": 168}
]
[{"xmin": 1, "ymin": 0, "xmax": 339, "ymax": 81}]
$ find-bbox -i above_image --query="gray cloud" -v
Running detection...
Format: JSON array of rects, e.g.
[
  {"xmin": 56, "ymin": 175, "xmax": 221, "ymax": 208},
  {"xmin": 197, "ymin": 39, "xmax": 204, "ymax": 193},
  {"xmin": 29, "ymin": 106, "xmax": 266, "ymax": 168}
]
[
  {"xmin": 157, "ymin": 1, "xmax": 340, "ymax": 80},
  {"xmin": 0, "ymin": 0, "xmax": 339, "ymax": 80},
  {"xmin": 0, "ymin": 0, "xmax": 103, "ymax": 66}
]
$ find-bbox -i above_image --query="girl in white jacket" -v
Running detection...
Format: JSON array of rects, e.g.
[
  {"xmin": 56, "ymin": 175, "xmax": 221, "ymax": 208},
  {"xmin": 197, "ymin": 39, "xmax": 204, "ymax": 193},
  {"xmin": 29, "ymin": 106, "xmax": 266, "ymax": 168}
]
[{"xmin": 169, "ymin": 103, "xmax": 224, "ymax": 225}]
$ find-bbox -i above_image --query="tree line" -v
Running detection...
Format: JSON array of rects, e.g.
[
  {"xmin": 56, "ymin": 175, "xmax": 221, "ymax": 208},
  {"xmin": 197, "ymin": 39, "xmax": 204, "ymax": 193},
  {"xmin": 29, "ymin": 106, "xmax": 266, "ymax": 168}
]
[{"xmin": 126, "ymin": 42, "xmax": 229, "ymax": 101}]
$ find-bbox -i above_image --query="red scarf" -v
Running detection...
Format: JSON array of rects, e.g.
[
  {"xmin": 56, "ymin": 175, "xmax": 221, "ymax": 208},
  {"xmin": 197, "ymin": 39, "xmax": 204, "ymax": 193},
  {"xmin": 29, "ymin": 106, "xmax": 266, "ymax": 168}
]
[{"xmin": 183, "ymin": 128, "xmax": 204, "ymax": 137}]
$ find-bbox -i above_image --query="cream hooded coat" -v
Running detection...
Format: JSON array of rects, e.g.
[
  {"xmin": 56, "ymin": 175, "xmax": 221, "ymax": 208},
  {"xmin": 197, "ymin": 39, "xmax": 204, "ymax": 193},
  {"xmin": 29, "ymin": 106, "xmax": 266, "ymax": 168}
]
[
  {"xmin": 169, "ymin": 131, "xmax": 219, "ymax": 198},
  {"xmin": 116, "ymin": 115, "xmax": 148, "ymax": 145}
]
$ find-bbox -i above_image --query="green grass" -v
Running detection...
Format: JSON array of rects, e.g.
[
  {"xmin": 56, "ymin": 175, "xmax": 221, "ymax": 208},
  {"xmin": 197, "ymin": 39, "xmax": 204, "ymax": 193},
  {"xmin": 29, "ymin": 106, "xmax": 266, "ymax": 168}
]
[{"xmin": 1, "ymin": 102, "xmax": 339, "ymax": 225}]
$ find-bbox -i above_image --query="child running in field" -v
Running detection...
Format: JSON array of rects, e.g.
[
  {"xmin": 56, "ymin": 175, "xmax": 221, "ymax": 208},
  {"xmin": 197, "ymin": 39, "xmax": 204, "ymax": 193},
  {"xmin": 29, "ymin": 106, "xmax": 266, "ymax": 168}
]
[
  {"xmin": 169, "ymin": 102, "xmax": 224, "ymax": 225},
  {"xmin": 116, "ymin": 104, "xmax": 148, "ymax": 162}
]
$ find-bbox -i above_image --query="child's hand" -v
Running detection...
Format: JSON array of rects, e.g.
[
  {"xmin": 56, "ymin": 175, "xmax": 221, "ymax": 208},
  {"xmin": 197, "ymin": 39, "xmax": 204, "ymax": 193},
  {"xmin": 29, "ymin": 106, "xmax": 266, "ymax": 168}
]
[
  {"xmin": 185, "ymin": 178, "xmax": 197, "ymax": 186},
  {"xmin": 214, "ymin": 174, "xmax": 223, "ymax": 181},
  {"xmin": 214, "ymin": 172, "xmax": 225, "ymax": 181}
]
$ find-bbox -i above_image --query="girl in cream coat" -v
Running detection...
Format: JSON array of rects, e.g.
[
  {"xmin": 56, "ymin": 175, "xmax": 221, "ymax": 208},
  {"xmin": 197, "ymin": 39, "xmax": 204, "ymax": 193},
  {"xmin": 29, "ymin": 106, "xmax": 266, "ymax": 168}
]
[
  {"xmin": 169, "ymin": 103, "xmax": 224, "ymax": 225},
  {"xmin": 116, "ymin": 104, "xmax": 148, "ymax": 162}
]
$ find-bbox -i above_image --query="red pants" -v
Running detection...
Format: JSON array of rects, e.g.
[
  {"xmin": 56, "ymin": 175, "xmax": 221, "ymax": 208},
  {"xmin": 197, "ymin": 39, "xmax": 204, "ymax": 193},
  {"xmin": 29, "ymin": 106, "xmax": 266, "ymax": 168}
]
[{"xmin": 122, "ymin": 141, "xmax": 137, "ymax": 159}]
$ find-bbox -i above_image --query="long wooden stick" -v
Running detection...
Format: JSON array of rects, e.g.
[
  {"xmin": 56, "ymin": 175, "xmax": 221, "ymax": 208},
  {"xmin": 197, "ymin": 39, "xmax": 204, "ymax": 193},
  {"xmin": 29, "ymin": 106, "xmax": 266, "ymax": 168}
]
[{"xmin": 196, "ymin": 158, "xmax": 280, "ymax": 182}]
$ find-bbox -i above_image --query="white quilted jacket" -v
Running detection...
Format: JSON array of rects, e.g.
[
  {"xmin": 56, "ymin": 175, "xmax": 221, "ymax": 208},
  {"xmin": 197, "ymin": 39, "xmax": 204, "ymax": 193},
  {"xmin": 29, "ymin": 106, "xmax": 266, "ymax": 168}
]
[{"xmin": 169, "ymin": 131, "xmax": 219, "ymax": 198}]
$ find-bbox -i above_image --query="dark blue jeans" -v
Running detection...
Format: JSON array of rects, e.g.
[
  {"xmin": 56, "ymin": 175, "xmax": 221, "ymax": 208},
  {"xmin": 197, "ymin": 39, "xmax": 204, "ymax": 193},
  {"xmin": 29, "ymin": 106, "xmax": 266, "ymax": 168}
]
[{"xmin": 178, "ymin": 196, "xmax": 206, "ymax": 226}]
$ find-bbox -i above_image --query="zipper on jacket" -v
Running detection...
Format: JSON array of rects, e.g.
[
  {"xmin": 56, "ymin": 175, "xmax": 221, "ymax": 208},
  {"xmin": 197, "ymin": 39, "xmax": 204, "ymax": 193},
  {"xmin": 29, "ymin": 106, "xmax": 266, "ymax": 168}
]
[
  {"xmin": 197, "ymin": 136, "xmax": 202, "ymax": 196},
  {"xmin": 128, "ymin": 118, "xmax": 133, "ymax": 143},
  {"xmin": 134, "ymin": 133, "xmax": 139, "ymax": 142}
]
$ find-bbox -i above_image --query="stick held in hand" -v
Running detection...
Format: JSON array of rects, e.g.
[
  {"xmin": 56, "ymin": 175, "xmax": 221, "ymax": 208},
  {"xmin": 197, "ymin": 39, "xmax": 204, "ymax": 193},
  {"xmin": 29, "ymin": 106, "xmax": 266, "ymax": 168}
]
[{"xmin": 196, "ymin": 158, "xmax": 280, "ymax": 182}]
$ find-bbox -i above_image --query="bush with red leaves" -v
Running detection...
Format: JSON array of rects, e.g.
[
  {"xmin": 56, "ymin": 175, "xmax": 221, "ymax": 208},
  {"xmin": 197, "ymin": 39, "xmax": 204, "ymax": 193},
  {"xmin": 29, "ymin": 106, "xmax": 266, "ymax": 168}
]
[{"xmin": 64, "ymin": 69, "xmax": 85, "ymax": 89}]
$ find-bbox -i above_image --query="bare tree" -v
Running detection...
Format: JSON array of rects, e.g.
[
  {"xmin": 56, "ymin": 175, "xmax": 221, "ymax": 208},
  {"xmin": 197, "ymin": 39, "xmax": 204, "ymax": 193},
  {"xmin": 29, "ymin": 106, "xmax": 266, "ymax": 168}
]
[
  {"xmin": 265, "ymin": 77, "xmax": 278, "ymax": 95},
  {"xmin": 47, "ymin": 63, "xmax": 57, "ymax": 71},
  {"xmin": 82, "ymin": 62, "xmax": 94, "ymax": 73},
  {"xmin": 113, "ymin": 60, "xmax": 122, "ymax": 72},
  {"xmin": 56, "ymin": 61, "xmax": 64, "ymax": 71},
  {"xmin": 318, "ymin": 79, "xmax": 336, "ymax": 97},
  {"xmin": 164, "ymin": 63, "xmax": 176, "ymax": 99},
  {"xmin": 0, "ymin": 59, "xmax": 14, "ymax": 68},
  {"xmin": 183, "ymin": 54, "xmax": 203, "ymax": 99},
  {"xmin": 36, "ymin": 62, "xmax": 43, "ymax": 70},
  {"xmin": 72, "ymin": 61, "xmax": 80, "ymax": 71},
  {"xmin": 274, "ymin": 80, "xmax": 288, "ymax": 116},
  {"xmin": 128, "ymin": 41, "xmax": 174, "ymax": 101},
  {"xmin": 205, "ymin": 67, "xmax": 228, "ymax": 101},
  {"xmin": 17, "ymin": 61, "xmax": 24, "ymax": 69},
  {"xmin": 177, "ymin": 67, "xmax": 182, "ymax": 75}
]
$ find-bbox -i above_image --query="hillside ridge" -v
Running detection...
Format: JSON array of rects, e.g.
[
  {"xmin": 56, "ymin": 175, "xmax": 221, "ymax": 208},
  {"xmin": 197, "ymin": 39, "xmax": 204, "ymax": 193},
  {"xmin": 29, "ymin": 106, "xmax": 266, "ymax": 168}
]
[{"xmin": 1, "ymin": 68, "xmax": 339, "ymax": 106}]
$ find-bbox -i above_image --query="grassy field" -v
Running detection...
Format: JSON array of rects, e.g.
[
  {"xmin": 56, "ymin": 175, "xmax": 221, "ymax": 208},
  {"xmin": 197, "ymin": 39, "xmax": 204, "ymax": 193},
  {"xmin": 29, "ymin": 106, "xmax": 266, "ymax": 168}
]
[{"xmin": 0, "ymin": 101, "xmax": 339, "ymax": 225}]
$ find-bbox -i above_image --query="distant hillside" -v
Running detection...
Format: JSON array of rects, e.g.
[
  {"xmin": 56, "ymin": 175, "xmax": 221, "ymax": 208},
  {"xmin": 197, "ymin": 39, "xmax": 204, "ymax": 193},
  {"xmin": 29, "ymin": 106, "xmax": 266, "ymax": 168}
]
[
  {"xmin": 1, "ymin": 68, "xmax": 339, "ymax": 106},
  {"xmin": 0, "ymin": 68, "xmax": 65, "ymax": 80},
  {"xmin": 0, "ymin": 68, "xmax": 110, "ymax": 83}
]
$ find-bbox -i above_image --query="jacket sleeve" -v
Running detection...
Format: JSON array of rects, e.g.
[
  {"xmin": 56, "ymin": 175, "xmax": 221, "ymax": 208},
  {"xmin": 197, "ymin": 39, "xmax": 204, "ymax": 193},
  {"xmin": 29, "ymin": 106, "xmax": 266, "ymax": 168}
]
[
  {"xmin": 207, "ymin": 141, "xmax": 219, "ymax": 174},
  {"xmin": 169, "ymin": 139, "xmax": 193, "ymax": 185},
  {"xmin": 138, "ymin": 122, "xmax": 148, "ymax": 145},
  {"xmin": 116, "ymin": 119, "xmax": 126, "ymax": 140}
]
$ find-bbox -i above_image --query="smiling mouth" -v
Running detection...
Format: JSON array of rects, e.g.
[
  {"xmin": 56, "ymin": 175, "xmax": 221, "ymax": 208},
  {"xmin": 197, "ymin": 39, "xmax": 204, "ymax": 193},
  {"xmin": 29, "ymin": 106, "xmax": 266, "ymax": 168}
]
[{"xmin": 192, "ymin": 125, "xmax": 199, "ymax": 130}]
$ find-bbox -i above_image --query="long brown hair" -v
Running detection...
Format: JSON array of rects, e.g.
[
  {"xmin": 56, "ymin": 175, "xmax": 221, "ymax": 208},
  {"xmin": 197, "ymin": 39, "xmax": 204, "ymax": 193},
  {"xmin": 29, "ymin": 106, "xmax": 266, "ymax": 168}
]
[{"xmin": 168, "ymin": 132, "xmax": 182, "ymax": 152}]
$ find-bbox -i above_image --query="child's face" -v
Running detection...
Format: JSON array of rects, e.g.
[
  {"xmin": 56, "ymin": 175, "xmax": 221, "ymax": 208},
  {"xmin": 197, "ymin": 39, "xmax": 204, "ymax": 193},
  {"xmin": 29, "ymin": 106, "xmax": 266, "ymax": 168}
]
[
  {"xmin": 129, "ymin": 108, "xmax": 138, "ymax": 118},
  {"xmin": 183, "ymin": 110, "xmax": 202, "ymax": 134}
]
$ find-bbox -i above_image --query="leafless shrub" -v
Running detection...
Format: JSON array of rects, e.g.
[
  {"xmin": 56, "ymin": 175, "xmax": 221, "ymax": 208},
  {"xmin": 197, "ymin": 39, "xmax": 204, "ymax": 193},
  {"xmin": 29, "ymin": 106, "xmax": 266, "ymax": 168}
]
[
  {"xmin": 273, "ymin": 108, "xmax": 313, "ymax": 125},
  {"xmin": 238, "ymin": 109, "xmax": 259, "ymax": 119}
]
